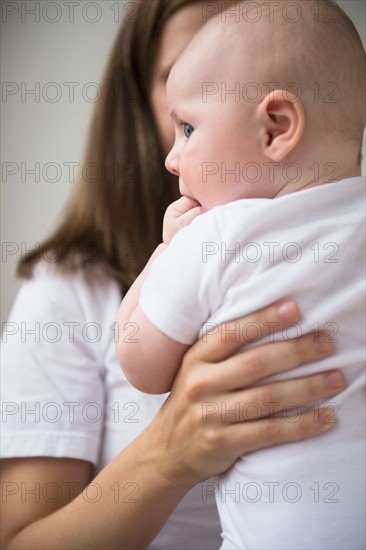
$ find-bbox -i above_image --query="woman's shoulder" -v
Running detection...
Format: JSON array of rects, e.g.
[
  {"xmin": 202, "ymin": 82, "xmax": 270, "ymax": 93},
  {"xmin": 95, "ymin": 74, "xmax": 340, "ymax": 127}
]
[
  {"xmin": 8, "ymin": 261, "xmax": 122, "ymax": 325},
  {"xmin": 29, "ymin": 260, "xmax": 119, "ymax": 294},
  {"xmin": 3, "ymin": 261, "xmax": 123, "ymax": 378}
]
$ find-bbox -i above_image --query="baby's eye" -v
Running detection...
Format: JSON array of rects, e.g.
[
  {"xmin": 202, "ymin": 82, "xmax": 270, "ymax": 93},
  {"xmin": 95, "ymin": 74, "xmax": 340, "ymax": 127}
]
[{"xmin": 183, "ymin": 123, "xmax": 194, "ymax": 138}]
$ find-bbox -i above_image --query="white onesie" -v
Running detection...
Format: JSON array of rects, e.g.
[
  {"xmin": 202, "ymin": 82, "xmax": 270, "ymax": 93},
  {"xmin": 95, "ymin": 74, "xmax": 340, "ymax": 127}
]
[{"xmin": 140, "ymin": 177, "xmax": 366, "ymax": 549}]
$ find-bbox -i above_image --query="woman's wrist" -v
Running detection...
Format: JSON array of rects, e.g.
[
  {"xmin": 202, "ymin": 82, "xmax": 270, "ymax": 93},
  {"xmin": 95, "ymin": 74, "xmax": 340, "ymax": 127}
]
[{"xmin": 134, "ymin": 411, "xmax": 198, "ymax": 494}]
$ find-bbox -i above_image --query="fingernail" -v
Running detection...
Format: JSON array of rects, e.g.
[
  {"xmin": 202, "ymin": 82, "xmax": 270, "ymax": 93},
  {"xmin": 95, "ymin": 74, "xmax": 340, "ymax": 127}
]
[
  {"xmin": 316, "ymin": 338, "xmax": 333, "ymax": 354},
  {"xmin": 325, "ymin": 372, "xmax": 345, "ymax": 390},
  {"xmin": 277, "ymin": 301, "xmax": 299, "ymax": 321},
  {"xmin": 319, "ymin": 408, "xmax": 337, "ymax": 427}
]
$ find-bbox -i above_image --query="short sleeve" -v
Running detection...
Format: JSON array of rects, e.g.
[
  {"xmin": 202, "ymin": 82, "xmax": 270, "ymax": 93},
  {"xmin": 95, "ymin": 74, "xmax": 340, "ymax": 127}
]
[
  {"xmin": 139, "ymin": 213, "xmax": 224, "ymax": 344},
  {"xmin": 1, "ymin": 264, "xmax": 105, "ymax": 465}
]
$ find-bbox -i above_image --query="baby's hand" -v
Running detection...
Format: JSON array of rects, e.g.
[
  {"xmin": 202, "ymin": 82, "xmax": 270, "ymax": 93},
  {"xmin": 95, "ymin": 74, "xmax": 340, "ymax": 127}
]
[{"xmin": 163, "ymin": 196, "xmax": 202, "ymax": 244}]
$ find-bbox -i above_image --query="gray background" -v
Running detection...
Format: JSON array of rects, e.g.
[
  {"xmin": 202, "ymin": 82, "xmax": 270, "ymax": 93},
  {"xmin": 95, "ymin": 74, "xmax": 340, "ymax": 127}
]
[{"xmin": 1, "ymin": 0, "xmax": 365, "ymax": 323}]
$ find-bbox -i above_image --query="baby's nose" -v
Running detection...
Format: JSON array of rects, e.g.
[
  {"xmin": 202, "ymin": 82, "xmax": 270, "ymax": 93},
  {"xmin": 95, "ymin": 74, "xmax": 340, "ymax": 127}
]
[{"xmin": 165, "ymin": 149, "xmax": 179, "ymax": 176}]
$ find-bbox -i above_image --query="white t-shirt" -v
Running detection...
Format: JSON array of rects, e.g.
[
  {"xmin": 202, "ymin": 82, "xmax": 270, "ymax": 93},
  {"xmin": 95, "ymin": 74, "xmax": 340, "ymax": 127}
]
[
  {"xmin": 140, "ymin": 177, "xmax": 366, "ymax": 549},
  {"xmin": 1, "ymin": 264, "xmax": 221, "ymax": 549}
]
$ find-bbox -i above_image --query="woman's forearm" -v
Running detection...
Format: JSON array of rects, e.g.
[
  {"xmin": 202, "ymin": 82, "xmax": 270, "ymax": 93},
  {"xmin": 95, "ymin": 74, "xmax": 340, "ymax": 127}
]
[{"xmin": 7, "ymin": 424, "xmax": 189, "ymax": 550}]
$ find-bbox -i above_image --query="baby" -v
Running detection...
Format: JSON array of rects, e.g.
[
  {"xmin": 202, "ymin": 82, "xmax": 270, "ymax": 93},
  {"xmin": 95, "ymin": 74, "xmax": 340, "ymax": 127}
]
[{"xmin": 117, "ymin": 1, "xmax": 365, "ymax": 548}]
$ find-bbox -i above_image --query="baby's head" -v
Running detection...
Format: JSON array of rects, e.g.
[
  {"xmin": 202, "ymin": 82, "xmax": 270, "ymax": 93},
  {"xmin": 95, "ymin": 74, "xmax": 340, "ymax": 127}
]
[{"xmin": 165, "ymin": 0, "xmax": 365, "ymax": 211}]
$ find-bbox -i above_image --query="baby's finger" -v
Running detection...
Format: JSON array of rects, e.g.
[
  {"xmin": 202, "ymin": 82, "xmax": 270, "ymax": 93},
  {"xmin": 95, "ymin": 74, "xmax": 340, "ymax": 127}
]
[
  {"xmin": 173, "ymin": 195, "xmax": 201, "ymax": 215},
  {"xmin": 178, "ymin": 205, "xmax": 202, "ymax": 226}
]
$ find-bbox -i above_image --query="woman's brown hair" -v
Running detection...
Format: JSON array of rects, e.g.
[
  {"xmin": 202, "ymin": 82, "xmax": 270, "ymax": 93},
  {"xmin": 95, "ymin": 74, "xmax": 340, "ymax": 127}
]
[{"xmin": 17, "ymin": 0, "xmax": 204, "ymax": 294}]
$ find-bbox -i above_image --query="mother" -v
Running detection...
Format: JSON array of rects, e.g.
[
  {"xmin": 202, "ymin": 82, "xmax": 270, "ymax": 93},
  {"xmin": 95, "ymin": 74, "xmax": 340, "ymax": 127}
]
[{"xmin": 1, "ymin": 1, "xmax": 344, "ymax": 548}]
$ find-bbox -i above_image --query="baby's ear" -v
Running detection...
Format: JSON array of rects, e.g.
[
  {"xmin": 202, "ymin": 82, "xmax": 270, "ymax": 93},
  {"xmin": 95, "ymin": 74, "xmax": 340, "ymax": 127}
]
[{"xmin": 257, "ymin": 90, "xmax": 305, "ymax": 162}]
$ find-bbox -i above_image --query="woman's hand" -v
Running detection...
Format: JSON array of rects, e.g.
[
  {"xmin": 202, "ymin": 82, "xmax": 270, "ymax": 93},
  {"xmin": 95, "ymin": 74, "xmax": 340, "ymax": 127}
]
[
  {"xmin": 146, "ymin": 300, "xmax": 344, "ymax": 488},
  {"xmin": 163, "ymin": 195, "xmax": 202, "ymax": 244}
]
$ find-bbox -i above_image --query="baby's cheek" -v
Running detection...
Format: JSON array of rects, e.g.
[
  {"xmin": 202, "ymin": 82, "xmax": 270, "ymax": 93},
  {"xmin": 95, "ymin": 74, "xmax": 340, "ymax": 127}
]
[{"xmin": 180, "ymin": 152, "xmax": 202, "ymax": 193}]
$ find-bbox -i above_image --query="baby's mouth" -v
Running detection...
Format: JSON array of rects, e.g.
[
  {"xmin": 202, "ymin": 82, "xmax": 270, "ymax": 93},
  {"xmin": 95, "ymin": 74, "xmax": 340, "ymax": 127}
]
[{"xmin": 179, "ymin": 179, "xmax": 198, "ymax": 202}]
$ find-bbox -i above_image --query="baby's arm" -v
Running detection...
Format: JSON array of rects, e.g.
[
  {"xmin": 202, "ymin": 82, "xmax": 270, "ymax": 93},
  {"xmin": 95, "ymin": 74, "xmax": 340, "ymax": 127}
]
[{"xmin": 117, "ymin": 196, "xmax": 202, "ymax": 394}]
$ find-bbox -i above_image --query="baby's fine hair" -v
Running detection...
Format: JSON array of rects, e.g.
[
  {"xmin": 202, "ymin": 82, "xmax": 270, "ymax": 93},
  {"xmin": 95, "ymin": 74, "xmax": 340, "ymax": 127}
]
[{"xmin": 194, "ymin": 0, "xmax": 366, "ymax": 144}]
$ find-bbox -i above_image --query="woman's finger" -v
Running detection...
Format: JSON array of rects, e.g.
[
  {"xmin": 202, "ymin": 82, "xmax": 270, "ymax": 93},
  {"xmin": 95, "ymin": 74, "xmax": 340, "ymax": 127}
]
[
  {"xmin": 206, "ymin": 331, "xmax": 334, "ymax": 392},
  {"xmin": 189, "ymin": 300, "xmax": 300, "ymax": 363},
  {"xmin": 214, "ymin": 408, "xmax": 337, "ymax": 462},
  {"xmin": 201, "ymin": 371, "xmax": 345, "ymax": 424}
]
